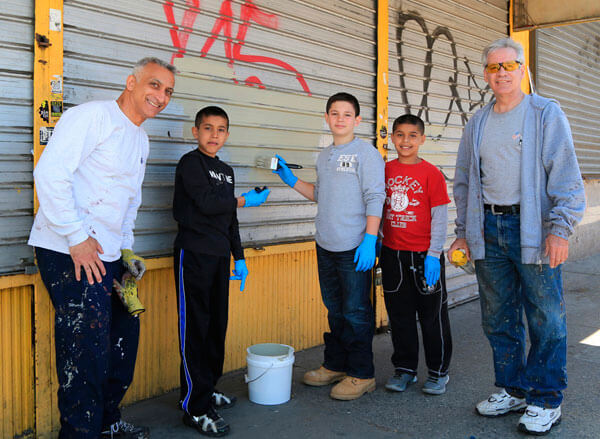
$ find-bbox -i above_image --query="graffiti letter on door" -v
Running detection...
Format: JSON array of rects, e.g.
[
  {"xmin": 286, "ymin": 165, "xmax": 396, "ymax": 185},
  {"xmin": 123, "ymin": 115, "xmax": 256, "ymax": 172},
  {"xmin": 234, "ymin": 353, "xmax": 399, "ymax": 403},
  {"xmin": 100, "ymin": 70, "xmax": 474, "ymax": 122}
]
[
  {"xmin": 164, "ymin": 0, "xmax": 311, "ymax": 95},
  {"xmin": 396, "ymin": 11, "xmax": 490, "ymax": 126}
]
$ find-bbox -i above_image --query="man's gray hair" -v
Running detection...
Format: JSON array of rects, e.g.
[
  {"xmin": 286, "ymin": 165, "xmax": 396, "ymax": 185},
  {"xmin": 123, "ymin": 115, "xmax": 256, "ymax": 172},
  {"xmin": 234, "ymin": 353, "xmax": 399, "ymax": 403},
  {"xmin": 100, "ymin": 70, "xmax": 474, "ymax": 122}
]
[
  {"xmin": 132, "ymin": 57, "xmax": 177, "ymax": 78},
  {"xmin": 482, "ymin": 38, "xmax": 525, "ymax": 66}
]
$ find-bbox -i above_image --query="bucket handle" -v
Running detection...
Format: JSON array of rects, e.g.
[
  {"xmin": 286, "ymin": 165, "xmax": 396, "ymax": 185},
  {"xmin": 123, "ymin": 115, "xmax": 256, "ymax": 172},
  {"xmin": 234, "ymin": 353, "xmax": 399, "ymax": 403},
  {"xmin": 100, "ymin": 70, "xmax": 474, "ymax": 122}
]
[{"xmin": 244, "ymin": 362, "xmax": 274, "ymax": 384}]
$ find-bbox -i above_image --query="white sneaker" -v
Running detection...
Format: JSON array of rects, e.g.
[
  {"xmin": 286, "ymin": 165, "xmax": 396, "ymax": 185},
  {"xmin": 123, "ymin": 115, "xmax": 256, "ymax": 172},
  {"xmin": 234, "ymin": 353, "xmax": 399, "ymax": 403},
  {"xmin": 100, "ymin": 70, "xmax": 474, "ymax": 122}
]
[
  {"xmin": 476, "ymin": 389, "xmax": 527, "ymax": 417},
  {"xmin": 518, "ymin": 405, "xmax": 561, "ymax": 435}
]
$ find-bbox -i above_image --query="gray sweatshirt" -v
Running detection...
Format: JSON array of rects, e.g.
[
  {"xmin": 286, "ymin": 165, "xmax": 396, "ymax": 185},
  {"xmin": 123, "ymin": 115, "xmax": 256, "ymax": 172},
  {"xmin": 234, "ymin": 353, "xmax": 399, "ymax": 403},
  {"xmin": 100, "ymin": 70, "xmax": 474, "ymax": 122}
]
[{"xmin": 314, "ymin": 137, "xmax": 386, "ymax": 252}]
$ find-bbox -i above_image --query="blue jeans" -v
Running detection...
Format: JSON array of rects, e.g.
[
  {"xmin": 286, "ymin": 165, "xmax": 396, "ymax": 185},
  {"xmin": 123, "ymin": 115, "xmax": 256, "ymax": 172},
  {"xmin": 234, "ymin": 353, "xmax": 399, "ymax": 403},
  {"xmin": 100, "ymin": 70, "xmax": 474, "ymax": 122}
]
[
  {"xmin": 316, "ymin": 244, "xmax": 374, "ymax": 379},
  {"xmin": 475, "ymin": 211, "xmax": 567, "ymax": 408}
]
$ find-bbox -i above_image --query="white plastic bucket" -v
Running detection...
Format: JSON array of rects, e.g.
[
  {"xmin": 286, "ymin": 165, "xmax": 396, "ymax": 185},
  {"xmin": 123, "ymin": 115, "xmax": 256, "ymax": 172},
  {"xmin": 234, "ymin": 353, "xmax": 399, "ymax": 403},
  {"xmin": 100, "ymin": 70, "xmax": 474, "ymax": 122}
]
[{"xmin": 245, "ymin": 343, "xmax": 295, "ymax": 405}]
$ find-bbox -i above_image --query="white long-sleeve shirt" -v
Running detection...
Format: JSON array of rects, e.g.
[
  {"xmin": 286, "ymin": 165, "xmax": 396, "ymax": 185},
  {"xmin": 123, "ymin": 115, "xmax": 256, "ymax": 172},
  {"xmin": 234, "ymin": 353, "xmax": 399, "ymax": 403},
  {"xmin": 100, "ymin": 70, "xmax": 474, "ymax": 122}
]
[{"xmin": 28, "ymin": 100, "xmax": 149, "ymax": 262}]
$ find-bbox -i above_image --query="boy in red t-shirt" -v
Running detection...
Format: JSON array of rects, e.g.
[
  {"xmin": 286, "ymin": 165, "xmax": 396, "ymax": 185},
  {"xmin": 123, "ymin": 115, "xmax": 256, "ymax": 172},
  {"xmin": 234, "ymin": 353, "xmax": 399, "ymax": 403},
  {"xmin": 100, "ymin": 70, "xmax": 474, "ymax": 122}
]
[{"xmin": 381, "ymin": 114, "xmax": 453, "ymax": 395}]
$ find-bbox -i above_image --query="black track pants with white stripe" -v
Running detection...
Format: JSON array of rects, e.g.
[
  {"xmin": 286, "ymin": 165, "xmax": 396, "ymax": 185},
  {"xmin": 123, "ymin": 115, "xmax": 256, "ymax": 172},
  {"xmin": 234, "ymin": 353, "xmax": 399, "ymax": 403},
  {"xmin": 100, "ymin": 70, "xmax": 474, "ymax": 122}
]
[
  {"xmin": 174, "ymin": 248, "xmax": 230, "ymax": 416},
  {"xmin": 380, "ymin": 246, "xmax": 452, "ymax": 378}
]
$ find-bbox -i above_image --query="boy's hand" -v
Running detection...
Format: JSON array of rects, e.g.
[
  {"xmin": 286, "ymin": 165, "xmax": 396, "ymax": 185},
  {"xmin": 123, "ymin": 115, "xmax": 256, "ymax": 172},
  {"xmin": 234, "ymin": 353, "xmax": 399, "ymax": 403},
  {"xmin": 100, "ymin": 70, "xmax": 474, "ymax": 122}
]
[
  {"xmin": 273, "ymin": 154, "xmax": 298, "ymax": 188},
  {"xmin": 121, "ymin": 249, "xmax": 146, "ymax": 281},
  {"xmin": 424, "ymin": 255, "xmax": 441, "ymax": 287},
  {"xmin": 354, "ymin": 233, "xmax": 377, "ymax": 272},
  {"xmin": 242, "ymin": 188, "xmax": 271, "ymax": 207},
  {"xmin": 230, "ymin": 259, "xmax": 249, "ymax": 291}
]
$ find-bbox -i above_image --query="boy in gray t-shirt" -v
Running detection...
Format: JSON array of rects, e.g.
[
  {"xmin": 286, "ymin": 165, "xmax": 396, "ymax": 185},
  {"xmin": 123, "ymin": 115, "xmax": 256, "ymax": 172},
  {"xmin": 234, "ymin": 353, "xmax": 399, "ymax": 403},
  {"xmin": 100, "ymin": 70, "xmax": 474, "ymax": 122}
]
[{"xmin": 274, "ymin": 92, "xmax": 385, "ymax": 401}]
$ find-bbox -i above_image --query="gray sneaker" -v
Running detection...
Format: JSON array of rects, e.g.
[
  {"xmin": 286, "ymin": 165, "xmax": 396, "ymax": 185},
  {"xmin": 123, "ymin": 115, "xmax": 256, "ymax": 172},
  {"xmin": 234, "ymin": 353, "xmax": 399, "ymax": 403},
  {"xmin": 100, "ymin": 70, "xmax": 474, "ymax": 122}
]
[
  {"xmin": 385, "ymin": 373, "xmax": 417, "ymax": 392},
  {"xmin": 422, "ymin": 375, "xmax": 449, "ymax": 395}
]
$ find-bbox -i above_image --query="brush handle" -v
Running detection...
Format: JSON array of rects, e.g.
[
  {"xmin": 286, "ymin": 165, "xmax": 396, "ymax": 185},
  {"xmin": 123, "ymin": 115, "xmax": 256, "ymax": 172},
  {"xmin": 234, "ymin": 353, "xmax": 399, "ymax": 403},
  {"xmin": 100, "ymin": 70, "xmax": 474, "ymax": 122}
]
[{"xmin": 280, "ymin": 163, "xmax": 303, "ymax": 169}]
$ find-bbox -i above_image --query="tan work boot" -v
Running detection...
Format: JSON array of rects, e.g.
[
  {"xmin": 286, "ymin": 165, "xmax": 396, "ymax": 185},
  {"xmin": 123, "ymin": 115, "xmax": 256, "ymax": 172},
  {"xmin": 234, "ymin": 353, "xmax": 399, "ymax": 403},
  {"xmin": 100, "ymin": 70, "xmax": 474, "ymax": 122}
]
[
  {"xmin": 330, "ymin": 376, "xmax": 376, "ymax": 400},
  {"xmin": 303, "ymin": 366, "xmax": 346, "ymax": 386}
]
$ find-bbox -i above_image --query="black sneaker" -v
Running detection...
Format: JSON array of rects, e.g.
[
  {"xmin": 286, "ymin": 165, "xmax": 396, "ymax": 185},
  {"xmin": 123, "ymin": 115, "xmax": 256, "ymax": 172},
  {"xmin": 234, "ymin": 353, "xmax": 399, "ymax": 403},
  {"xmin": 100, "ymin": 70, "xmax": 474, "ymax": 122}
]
[
  {"xmin": 178, "ymin": 391, "xmax": 237, "ymax": 411},
  {"xmin": 212, "ymin": 390, "xmax": 237, "ymax": 409},
  {"xmin": 101, "ymin": 420, "xmax": 149, "ymax": 438},
  {"xmin": 183, "ymin": 407, "xmax": 230, "ymax": 437}
]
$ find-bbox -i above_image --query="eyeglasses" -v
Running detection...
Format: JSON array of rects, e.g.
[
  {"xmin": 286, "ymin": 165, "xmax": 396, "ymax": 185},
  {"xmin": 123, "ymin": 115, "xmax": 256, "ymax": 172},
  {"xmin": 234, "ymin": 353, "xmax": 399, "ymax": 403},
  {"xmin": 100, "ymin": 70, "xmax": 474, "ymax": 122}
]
[{"xmin": 485, "ymin": 60, "xmax": 522, "ymax": 73}]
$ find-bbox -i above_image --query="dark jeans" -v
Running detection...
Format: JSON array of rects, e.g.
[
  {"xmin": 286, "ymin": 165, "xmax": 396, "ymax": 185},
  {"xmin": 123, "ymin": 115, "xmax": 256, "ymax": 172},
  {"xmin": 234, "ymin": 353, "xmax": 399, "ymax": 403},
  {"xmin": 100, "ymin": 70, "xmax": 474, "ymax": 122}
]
[
  {"xmin": 475, "ymin": 210, "xmax": 567, "ymax": 408},
  {"xmin": 35, "ymin": 247, "xmax": 140, "ymax": 439},
  {"xmin": 380, "ymin": 246, "xmax": 452, "ymax": 378},
  {"xmin": 316, "ymin": 244, "xmax": 374, "ymax": 379},
  {"xmin": 174, "ymin": 248, "xmax": 230, "ymax": 416}
]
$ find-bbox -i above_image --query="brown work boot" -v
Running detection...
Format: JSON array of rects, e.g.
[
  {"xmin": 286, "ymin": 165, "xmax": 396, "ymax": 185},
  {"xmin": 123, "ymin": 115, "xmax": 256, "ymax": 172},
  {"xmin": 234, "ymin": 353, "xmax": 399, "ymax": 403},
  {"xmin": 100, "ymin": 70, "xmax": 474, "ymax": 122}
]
[
  {"xmin": 303, "ymin": 366, "xmax": 346, "ymax": 386},
  {"xmin": 330, "ymin": 376, "xmax": 376, "ymax": 400}
]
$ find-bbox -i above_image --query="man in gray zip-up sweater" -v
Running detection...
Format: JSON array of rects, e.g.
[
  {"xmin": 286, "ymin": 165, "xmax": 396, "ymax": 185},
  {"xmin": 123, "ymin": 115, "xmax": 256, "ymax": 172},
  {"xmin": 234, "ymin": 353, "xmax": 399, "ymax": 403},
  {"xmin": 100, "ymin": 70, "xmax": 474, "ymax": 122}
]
[
  {"xmin": 449, "ymin": 38, "xmax": 585, "ymax": 436},
  {"xmin": 274, "ymin": 92, "xmax": 385, "ymax": 401}
]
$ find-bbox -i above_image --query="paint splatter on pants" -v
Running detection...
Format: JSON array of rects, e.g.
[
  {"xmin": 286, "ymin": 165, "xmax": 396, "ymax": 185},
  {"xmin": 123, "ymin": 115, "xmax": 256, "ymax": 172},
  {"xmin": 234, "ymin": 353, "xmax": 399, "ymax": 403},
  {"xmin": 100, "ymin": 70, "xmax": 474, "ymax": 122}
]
[
  {"xmin": 475, "ymin": 211, "xmax": 567, "ymax": 409},
  {"xmin": 36, "ymin": 247, "xmax": 140, "ymax": 439}
]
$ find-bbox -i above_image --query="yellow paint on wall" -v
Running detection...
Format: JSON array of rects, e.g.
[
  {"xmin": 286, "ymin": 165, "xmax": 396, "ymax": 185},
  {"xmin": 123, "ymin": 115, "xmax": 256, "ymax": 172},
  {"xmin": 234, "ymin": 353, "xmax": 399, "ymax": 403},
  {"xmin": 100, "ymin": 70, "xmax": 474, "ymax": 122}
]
[{"xmin": 1, "ymin": 286, "xmax": 35, "ymax": 439}]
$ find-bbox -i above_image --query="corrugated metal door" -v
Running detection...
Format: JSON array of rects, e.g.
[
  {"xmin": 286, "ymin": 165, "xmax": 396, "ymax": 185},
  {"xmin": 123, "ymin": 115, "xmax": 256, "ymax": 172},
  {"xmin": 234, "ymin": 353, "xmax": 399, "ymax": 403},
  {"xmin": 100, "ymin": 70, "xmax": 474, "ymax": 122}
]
[
  {"xmin": 62, "ymin": 0, "xmax": 377, "ymax": 257},
  {"xmin": 387, "ymin": 0, "xmax": 508, "ymax": 301},
  {"xmin": 535, "ymin": 22, "xmax": 600, "ymax": 177},
  {"xmin": 0, "ymin": 1, "xmax": 34, "ymax": 274}
]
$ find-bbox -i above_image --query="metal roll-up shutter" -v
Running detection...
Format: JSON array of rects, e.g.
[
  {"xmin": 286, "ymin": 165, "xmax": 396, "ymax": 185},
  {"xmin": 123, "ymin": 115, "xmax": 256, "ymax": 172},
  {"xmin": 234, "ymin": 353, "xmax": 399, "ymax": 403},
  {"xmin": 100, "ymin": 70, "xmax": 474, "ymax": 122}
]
[
  {"xmin": 536, "ymin": 22, "xmax": 600, "ymax": 177},
  {"xmin": 62, "ymin": 0, "xmax": 376, "ymax": 257},
  {"xmin": 0, "ymin": 1, "xmax": 34, "ymax": 274},
  {"xmin": 387, "ymin": 0, "xmax": 508, "ymax": 302}
]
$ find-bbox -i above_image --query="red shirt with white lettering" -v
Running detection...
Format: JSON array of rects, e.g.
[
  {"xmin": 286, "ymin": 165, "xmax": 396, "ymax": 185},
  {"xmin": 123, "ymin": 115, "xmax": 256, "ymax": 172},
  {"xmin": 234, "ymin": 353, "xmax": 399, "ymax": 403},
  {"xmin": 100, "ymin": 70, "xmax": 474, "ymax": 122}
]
[{"xmin": 382, "ymin": 159, "xmax": 450, "ymax": 252}]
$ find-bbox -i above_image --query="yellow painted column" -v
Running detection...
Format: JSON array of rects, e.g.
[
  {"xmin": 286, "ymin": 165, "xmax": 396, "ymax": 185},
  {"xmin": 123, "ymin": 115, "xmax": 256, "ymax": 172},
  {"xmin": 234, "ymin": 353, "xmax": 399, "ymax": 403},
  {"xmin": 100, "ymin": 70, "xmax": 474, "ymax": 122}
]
[
  {"xmin": 376, "ymin": 0, "xmax": 389, "ymax": 161},
  {"xmin": 510, "ymin": 0, "xmax": 531, "ymax": 93},
  {"xmin": 33, "ymin": 1, "xmax": 64, "ymax": 436},
  {"xmin": 374, "ymin": 0, "xmax": 389, "ymax": 328},
  {"xmin": 33, "ymin": 0, "xmax": 64, "ymax": 212}
]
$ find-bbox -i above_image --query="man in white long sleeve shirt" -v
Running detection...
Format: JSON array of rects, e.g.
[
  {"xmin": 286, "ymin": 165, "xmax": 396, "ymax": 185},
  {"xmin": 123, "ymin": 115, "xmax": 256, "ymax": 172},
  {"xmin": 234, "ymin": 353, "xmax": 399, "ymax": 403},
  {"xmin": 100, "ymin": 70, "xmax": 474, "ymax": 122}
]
[{"xmin": 28, "ymin": 57, "xmax": 175, "ymax": 439}]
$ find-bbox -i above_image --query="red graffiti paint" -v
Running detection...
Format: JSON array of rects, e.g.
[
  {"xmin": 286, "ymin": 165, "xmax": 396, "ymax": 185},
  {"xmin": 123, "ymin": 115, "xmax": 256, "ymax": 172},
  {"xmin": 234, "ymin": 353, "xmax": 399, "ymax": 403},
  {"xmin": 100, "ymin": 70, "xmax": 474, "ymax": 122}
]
[
  {"xmin": 163, "ymin": 0, "xmax": 311, "ymax": 95},
  {"xmin": 244, "ymin": 76, "xmax": 265, "ymax": 89},
  {"xmin": 163, "ymin": 1, "xmax": 201, "ymax": 63}
]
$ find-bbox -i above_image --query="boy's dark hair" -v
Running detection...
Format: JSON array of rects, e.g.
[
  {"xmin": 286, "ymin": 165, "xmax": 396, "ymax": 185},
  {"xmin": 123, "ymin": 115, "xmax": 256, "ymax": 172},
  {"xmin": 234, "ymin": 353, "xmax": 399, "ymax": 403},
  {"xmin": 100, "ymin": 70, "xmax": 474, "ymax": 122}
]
[
  {"xmin": 326, "ymin": 92, "xmax": 360, "ymax": 116},
  {"xmin": 194, "ymin": 106, "xmax": 229, "ymax": 131},
  {"xmin": 392, "ymin": 114, "xmax": 425, "ymax": 134}
]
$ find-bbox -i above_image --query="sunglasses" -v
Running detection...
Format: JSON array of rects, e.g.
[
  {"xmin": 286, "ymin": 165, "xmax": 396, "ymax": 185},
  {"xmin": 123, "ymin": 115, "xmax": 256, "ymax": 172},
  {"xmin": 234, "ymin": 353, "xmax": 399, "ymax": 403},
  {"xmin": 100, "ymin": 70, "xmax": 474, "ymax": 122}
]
[{"xmin": 485, "ymin": 60, "xmax": 522, "ymax": 73}]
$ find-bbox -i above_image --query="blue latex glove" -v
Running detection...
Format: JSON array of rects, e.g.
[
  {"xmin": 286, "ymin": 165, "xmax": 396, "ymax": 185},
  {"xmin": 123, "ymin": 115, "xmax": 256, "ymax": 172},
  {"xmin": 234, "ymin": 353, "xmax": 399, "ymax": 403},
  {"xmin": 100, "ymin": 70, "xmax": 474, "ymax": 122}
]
[
  {"xmin": 272, "ymin": 154, "xmax": 298, "ymax": 188},
  {"xmin": 230, "ymin": 259, "xmax": 249, "ymax": 291},
  {"xmin": 353, "ymin": 233, "xmax": 377, "ymax": 272},
  {"xmin": 243, "ymin": 188, "xmax": 270, "ymax": 207},
  {"xmin": 424, "ymin": 255, "xmax": 441, "ymax": 287}
]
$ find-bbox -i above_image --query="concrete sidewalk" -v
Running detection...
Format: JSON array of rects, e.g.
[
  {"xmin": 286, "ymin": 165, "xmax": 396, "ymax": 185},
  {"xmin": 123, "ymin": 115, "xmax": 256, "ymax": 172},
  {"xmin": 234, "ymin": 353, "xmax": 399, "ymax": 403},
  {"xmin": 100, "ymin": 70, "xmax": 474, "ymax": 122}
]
[{"xmin": 124, "ymin": 254, "xmax": 600, "ymax": 439}]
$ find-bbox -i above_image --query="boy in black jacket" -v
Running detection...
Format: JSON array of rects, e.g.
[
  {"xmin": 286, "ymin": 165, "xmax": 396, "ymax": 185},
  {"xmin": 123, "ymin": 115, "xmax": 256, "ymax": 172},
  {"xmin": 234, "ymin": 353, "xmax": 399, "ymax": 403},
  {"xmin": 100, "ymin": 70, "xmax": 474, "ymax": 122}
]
[{"xmin": 173, "ymin": 106, "xmax": 269, "ymax": 437}]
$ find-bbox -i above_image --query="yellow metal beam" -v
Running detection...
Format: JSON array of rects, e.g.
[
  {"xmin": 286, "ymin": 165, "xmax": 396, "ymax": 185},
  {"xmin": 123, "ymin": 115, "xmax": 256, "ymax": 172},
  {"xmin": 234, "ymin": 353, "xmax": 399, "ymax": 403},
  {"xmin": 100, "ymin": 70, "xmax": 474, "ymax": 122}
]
[
  {"xmin": 376, "ymin": 0, "xmax": 389, "ymax": 161},
  {"xmin": 374, "ymin": 0, "xmax": 389, "ymax": 327},
  {"xmin": 514, "ymin": 0, "xmax": 600, "ymax": 31},
  {"xmin": 33, "ymin": 2, "xmax": 64, "ymax": 436},
  {"xmin": 510, "ymin": 0, "xmax": 531, "ymax": 94},
  {"xmin": 33, "ymin": 0, "xmax": 64, "ymax": 214}
]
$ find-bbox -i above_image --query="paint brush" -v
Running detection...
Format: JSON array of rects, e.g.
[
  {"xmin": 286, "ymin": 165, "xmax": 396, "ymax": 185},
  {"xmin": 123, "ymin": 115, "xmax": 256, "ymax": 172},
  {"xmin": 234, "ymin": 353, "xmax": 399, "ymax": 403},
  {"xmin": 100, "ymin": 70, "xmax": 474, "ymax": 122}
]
[{"xmin": 255, "ymin": 156, "xmax": 302, "ymax": 170}]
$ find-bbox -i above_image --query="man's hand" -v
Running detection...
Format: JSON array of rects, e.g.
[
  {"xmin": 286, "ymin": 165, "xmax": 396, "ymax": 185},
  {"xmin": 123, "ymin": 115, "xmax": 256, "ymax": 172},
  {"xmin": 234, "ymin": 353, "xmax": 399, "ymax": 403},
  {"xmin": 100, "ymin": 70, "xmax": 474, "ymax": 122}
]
[
  {"xmin": 448, "ymin": 238, "xmax": 471, "ymax": 266},
  {"xmin": 121, "ymin": 249, "xmax": 146, "ymax": 281},
  {"xmin": 69, "ymin": 237, "xmax": 106, "ymax": 284},
  {"xmin": 545, "ymin": 234, "xmax": 569, "ymax": 268}
]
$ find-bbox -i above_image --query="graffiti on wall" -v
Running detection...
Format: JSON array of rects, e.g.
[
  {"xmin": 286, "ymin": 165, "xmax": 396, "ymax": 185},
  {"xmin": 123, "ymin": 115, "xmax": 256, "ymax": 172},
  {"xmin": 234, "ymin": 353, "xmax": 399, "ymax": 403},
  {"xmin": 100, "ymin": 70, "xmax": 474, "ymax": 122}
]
[
  {"xmin": 163, "ymin": 0, "xmax": 311, "ymax": 95},
  {"xmin": 396, "ymin": 11, "xmax": 490, "ymax": 127}
]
